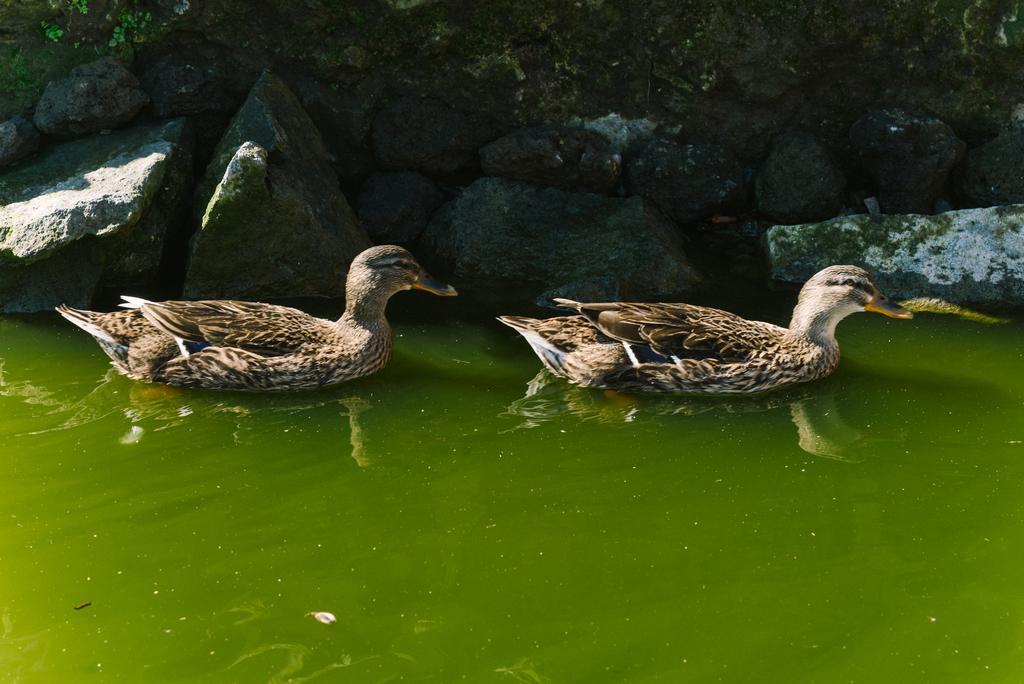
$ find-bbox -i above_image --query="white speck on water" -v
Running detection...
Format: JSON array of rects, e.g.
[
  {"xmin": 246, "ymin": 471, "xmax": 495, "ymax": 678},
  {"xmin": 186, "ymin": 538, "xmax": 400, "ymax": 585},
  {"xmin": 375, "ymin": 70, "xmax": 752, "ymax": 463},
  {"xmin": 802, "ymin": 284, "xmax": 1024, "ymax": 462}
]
[{"xmin": 308, "ymin": 611, "xmax": 337, "ymax": 624}]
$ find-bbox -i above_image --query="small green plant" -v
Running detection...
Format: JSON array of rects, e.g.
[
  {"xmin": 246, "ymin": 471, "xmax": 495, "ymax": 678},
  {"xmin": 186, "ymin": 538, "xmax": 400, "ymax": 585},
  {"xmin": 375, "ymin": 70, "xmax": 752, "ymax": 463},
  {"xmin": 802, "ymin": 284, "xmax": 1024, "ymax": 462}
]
[
  {"xmin": 40, "ymin": 20, "xmax": 64, "ymax": 42},
  {"xmin": 108, "ymin": 7, "xmax": 151, "ymax": 47},
  {"xmin": 69, "ymin": 0, "xmax": 89, "ymax": 15}
]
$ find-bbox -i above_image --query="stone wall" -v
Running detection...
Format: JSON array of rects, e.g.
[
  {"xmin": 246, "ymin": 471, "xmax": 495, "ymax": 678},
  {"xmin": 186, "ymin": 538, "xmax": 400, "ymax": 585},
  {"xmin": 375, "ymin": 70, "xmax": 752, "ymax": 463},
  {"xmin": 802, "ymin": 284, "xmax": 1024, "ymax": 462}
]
[{"xmin": 3, "ymin": 1, "xmax": 1024, "ymax": 310}]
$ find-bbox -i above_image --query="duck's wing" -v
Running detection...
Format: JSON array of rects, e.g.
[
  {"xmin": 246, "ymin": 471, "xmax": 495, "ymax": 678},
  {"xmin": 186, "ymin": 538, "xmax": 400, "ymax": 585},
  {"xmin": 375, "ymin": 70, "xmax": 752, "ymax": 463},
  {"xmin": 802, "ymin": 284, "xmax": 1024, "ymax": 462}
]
[
  {"xmin": 553, "ymin": 299, "xmax": 783, "ymax": 364},
  {"xmin": 139, "ymin": 300, "xmax": 328, "ymax": 357}
]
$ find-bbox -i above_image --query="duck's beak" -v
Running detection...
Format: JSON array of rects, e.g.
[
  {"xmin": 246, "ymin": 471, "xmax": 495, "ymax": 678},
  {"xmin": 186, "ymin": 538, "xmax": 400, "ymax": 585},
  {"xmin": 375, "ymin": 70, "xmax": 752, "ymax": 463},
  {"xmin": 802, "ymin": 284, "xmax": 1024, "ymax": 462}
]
[
  {"xmin": 412, "ymin": 272, "xmax": 458, "ymax": 297},
  {"xmin": 864, "ymin": 293, "xmax": 913, "ymax": 319}
]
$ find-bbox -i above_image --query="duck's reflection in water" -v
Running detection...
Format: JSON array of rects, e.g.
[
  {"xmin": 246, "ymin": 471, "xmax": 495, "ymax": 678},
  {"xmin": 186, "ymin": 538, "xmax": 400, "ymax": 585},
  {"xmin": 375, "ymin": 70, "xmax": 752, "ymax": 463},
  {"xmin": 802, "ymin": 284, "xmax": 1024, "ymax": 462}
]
[
  {"xmin": 505, "ymin": 370, "xmax": 863, "ymax": 461},
  {"xmin": 2, "ymin": 367, "xmax": 373, "ymax": 467}
]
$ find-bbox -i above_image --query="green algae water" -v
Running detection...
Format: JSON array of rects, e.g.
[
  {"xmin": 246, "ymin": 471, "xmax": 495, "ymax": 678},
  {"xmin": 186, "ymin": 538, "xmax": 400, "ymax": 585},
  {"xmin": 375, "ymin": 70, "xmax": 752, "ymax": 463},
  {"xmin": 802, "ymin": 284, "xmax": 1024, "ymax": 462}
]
[{"xmin": 2, "ymin": 297, "xmax": 1024, "ymax": 683}]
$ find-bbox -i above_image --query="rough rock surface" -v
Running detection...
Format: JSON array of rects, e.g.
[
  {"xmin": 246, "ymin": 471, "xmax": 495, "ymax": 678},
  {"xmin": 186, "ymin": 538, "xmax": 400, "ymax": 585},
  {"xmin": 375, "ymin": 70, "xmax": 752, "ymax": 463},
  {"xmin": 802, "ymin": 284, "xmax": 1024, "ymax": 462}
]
[
  {"xmin": 372, "ymin": 96, "xmax": 500, "ymax": 175},
  {"xmin": 958, "ymin": 129, "xmax": 1024, "ymax": 207},
  {"xmin": 0, "ymin": 119, "xmax": 194, "ymax": 312},
  {"xmin": 295, "ymin": 79, "xmax": 377, "ymax": 182},
  {"xmin": 624, "ymin": 139, "xmax": 746, "ymax": 225},
  {"xmin": 357, "ymin": 171, "xmax": 444, "ymax": 243},
  {"xmin": 187, "ymin": 70, "xmax": 371, "ymax": 300},
  {"xmin": 766, "ymin": 206, "xmax": 1024, "ymax": 305},
  {"xmin": 139, "ymin": 53, "xmax": 242, "ymax": 119},
  {"xmin": 755, "ymin": 130, "xmax": 845, "ymax": 223},
  {"xmin": 4, "ymin": 2, "xmax": 1024, "ymax": 160},
  {"xmin": 33, "ymin": 58, "xmax": 149, "ymax": 138},
  {"xmin": 421, "ymin": 177, "xmax": 699, "ymax": 304},
  {"xmin": 479, "ymin": 126, "xmax": 620, "ymax": 193},
  {"xmin": 0, "ymin": 115, "xmax": 40, "ymax": 169},
  {"xmin": 849, "ymin": 109, "xmax": 964, "ymax": 214}
]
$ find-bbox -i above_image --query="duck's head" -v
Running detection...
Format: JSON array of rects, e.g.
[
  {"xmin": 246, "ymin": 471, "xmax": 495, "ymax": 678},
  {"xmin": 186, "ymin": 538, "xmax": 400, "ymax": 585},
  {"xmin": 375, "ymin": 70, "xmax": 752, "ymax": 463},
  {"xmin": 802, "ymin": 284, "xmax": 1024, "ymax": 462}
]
[
  {"xmin": 346, "ymin": 245, "xmax": 457, "ymax": 302},
  {"xmin": 790, "ymin": 265, "xmax": 911, "ymax": 339},
  {"xmin": 799, "ymin": 265, "xmax": 912, "ymax": 319}
]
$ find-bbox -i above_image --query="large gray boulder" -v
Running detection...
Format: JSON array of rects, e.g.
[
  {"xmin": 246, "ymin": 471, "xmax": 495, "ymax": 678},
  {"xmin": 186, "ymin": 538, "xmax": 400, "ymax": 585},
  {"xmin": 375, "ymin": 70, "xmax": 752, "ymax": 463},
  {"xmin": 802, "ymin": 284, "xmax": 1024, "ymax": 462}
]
[
  {"xmin": 33, "ymin": 58, "xmax": 150, "ymax": 138},
  {"xmin": 849, "ymin": 109, "xmax": 964, "ymax": 214},
  {"xmin": 766, "ymin": 206, "xmax": 1024, "ymax": 305},
  {"xmin": 958, "ymin": 129, "xmax": 1024, "ymax": 207},
  {"xmin": 0, "ymin": 119, "xmax": 194, "ymax": 312},
  {"xmin": 421, "ymin": 177, "xmax": 699, "ymax": 304},
  {"xmin": 186, "ymin": 70, "xmax": 371, "ymax": 299}
]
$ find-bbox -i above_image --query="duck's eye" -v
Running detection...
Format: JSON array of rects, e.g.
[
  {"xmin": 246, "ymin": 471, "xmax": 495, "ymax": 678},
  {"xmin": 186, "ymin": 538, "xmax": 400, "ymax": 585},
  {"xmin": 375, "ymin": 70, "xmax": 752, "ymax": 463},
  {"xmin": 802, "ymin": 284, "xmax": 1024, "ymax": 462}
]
[{"xmin": 833, "ymin": 278, "xmax": 873, "ymax": 294}]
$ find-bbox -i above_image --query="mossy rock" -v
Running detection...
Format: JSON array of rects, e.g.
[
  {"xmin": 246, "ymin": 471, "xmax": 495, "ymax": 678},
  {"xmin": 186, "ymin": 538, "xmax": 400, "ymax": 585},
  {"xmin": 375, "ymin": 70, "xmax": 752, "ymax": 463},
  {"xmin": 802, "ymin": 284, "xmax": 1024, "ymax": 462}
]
[{"xmin": 186, "ymin": 70, "xmax": 371, "ymax": 299}]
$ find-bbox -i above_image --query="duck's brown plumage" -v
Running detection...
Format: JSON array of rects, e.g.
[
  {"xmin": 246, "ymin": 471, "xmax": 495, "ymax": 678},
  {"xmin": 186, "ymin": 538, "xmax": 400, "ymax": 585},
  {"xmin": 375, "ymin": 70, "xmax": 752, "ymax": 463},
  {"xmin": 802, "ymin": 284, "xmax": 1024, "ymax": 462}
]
[
  {"xmin": 499, "ymin": 265, "xmax": 911, "ymax": 394},
  {"xmin": 57, "ymin": 245, "xmax": 456, "ymax": 391}
]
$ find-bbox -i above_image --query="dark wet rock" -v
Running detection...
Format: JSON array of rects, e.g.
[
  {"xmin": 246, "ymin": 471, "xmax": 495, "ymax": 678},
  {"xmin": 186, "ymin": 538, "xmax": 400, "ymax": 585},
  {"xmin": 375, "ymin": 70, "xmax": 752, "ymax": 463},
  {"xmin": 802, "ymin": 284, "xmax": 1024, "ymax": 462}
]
[
  {"xmin": 623, "ymin": 139, "xmax": 746, "ymax": 225},
  {"xmin": 421, "ymin": 177, "xmax": 699, "ymax": 305},
  {"xmin": 139, "ymin": 54, "xmax": 241, "ymax": 118},
  {"xmin": 33, "ymin": 58, "xmax": 149, "ymax": 138},
  {"xmin": 849, "ymin": 109, "xmax": 964, "ymax": 214},
  {"xmin": 294, "ymin": 79, "xmax": 377, "ymax": 182},
  {"xmin": 0, "ymin": 240, "xmax": 105, "ymax": 312},
  {"xmin": 755, "ymin": 130, "xmax": 845, "ymax": 224},
  {"xmin": 0, "ymin": 119, "xmax": 194, "ymax": 312},
  {"xmin": 0, "ymin": 115, "xmax": 40, "ymax": 169},
  {"xmin": 357, "ymin": 171, "xmax": 444, "ymax": 243},
  {"xmin": 187, "ymin": 70, "xmax": 371, "ymax": 300},
  {"xmin": 372, "ymin": 96, "xmax": 500, "ymax": 175},
  {"xmin": 103, "ymin": 125, "xmax": 195, "ymax": 288},
  {"xmin": 958, "ymin": 129, "xmax": 1024, "ymax": 207},
  {"xmin": 766, "ymin": 206, "xmax": 1024, "ymax": 305},
  {"xmin": 479, "ymin": 126, "xmax": 620, "ymax": 193}
]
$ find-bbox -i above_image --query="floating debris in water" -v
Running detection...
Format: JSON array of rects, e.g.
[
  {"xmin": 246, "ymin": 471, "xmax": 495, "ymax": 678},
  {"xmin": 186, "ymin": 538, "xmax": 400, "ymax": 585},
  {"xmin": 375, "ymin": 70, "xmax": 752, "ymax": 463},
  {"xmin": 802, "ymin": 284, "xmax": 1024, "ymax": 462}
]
[
  {"xmin": 119, "ymin": 425, "xmax": 144, "ymax": 445},
  {"xmin": 74, "ymin": 601, "xmax": 92, "ymax": 610},
  {"xmin": 897, "ymin": 298, "xmax": 1011, "ymax": 325},
  {"xmin": 307, "ymin": 611, "xmax": 336, "ymax": 624}
]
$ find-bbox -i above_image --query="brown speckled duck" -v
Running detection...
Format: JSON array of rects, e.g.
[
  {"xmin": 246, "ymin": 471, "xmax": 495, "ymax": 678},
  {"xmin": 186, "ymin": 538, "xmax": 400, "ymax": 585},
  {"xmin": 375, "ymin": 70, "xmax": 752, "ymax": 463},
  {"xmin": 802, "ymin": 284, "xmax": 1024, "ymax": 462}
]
[
  {"xmin": 57, "ymin": 245, "xmax": 456, "ymax": 391},
  {"xmin": 498, "ymin": 265, "xmax": 911, "ymax": 394}
]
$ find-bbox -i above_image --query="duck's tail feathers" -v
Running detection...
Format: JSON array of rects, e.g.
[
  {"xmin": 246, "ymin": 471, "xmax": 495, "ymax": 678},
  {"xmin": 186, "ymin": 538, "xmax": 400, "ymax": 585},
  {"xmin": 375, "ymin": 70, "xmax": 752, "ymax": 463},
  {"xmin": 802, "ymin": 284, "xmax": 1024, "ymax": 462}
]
[
  {"xmin": 56, "ymin": 304, "xmax": 130, "ymax": 369},
  {"xmin": 118, "ymin": 295, "xmax": 153, "ymax": 309},
  {"xmin": 56, "ymin": 304, "xmax": 117, "ymax": 345},
  {"xmin": 551, "ymin": 298, "xmax": 582, "ymax": 311},
  {"xmin": 497, "ymin": 316, "xmax": 570, "ymax": 377}
]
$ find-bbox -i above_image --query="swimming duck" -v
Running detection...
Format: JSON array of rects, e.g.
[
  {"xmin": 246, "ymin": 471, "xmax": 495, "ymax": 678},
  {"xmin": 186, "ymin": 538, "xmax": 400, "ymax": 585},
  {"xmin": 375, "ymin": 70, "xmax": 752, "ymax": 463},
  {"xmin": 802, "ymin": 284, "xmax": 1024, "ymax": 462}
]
[
  {"xmin": 498, "ymin": 265, "xmax": 911, "ymax": 393},
  {"xmin": 57, "ymin": 245, "xmax": 457, "ymax": 391}
]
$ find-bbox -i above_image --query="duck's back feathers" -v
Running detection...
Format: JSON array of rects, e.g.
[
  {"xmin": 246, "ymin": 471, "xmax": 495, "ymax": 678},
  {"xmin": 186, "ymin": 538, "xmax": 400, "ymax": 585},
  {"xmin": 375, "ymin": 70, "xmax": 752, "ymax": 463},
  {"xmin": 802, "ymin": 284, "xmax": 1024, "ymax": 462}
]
[
  {"xmin": 554, "ymin": 299, "xmax": 784, "ymax": 364},
  {"xmin": 140, "ymin": 300, "xmax": 328, "ymax": 358}
]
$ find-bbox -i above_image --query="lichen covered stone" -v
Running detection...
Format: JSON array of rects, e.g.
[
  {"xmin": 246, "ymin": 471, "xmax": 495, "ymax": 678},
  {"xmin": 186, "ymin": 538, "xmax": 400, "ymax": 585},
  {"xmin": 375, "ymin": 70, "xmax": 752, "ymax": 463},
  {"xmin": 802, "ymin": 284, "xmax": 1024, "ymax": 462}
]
[{"xmin": 766, "ymin": 206, "xmax": 1024, "ymax": 305}]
